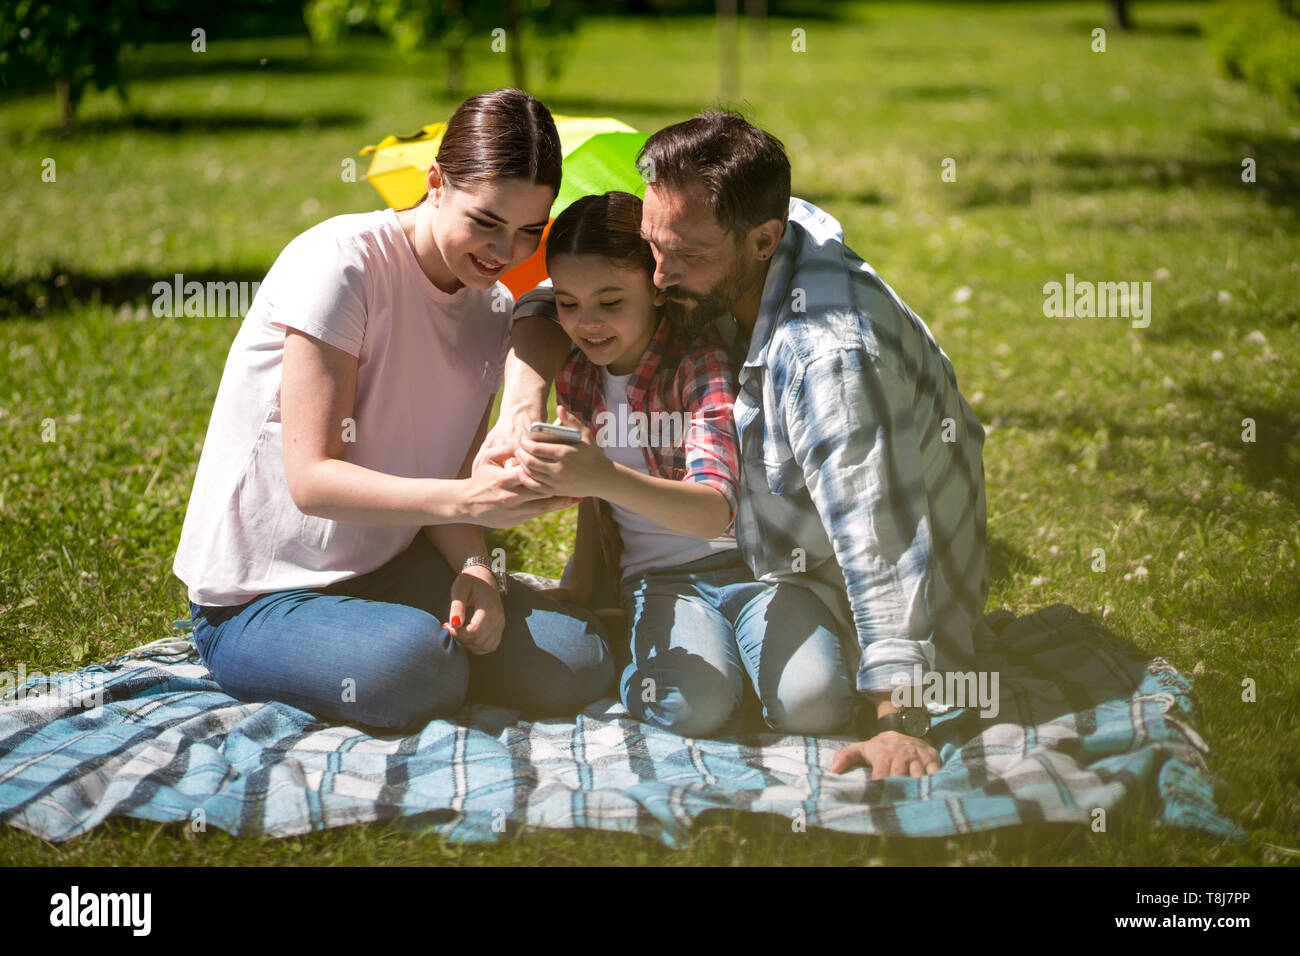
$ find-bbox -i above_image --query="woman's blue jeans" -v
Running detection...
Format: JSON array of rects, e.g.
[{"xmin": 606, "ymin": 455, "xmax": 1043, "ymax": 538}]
[
  {"xmin": 618, "ymin": 549, "xmax": 857, "ymax": 737},
  {"xmin": 189, "ymin": 531, "xmax": 614, "ymax": 733}
]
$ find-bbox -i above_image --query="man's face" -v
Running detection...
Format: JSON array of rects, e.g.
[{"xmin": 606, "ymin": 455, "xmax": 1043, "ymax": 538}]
[{"xmin": 639, "ymin": 180, "xmax": 764, "ymax": 323}]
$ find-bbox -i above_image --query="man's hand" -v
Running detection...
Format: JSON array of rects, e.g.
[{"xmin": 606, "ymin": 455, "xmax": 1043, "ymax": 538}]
[
  {"xmin": 446, "ymin": 565, "xmax": 505, "ymax": 655},
  {"xmin": 514, "ymin": 406, "xmax": 614, "ymax": 499},
  {"xmin": 830, "ymin": 731, "xmax": 941, "ymax": 780}
]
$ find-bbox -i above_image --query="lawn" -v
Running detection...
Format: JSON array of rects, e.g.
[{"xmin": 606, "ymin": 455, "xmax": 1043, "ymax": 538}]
[{"xmin": 1, "ymin": 1, "xmax": 1296, "ymax": 865}]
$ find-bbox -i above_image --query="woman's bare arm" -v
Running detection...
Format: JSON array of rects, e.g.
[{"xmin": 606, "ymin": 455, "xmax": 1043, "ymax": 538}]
[{"xmin": 281, "ymin": 327, "xmax": 564, "ymax": 528}]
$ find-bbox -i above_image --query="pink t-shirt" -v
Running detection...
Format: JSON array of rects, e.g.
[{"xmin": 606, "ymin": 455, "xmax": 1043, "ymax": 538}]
[{"xmin": 173, "ymin": 208, "xmax": 513, "ymax": 606}]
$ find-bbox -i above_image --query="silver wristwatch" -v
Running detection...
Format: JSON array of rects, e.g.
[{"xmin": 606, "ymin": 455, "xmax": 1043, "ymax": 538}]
[{"xmin": 461, "ymin": 555, "xmax": 507, "ymax": 596}]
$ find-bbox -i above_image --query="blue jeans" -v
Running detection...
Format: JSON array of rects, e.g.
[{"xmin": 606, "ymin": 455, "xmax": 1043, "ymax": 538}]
[
  {"xmin": 618, "ymin": 549, "xmax": 857, "ymax": 737},
  {"xmin": 189, "ymin": 532, "xmax": 614, "ymax": 733}
]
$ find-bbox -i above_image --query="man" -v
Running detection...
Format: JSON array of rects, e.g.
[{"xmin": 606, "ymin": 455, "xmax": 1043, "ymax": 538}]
[{"xmin": 479, "ymin": 110, "xmax": 989, "ymax": 780}]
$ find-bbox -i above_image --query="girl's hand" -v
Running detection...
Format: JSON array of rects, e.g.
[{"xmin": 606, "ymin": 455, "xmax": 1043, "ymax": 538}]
[
  {"xmin": 446, "ymin": 565, "xmax": 505, "ymax": 655},
  {"xmin": 514, "ymin": 406, "xmax": 614, "ymax": 500}
]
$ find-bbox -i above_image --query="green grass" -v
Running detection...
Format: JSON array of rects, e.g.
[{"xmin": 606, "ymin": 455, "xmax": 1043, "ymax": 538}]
[{"xmin": 1, "ymin": 2, "xmax": 1297, "ymax": 865}]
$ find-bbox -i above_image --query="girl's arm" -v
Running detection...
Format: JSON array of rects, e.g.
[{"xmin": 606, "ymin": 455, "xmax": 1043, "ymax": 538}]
[{"xmin": 515, "ymin": 405, "xmax": 732, "ymax": 540}]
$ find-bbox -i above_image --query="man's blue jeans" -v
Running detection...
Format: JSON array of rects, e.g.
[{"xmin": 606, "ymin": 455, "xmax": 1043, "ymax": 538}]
[
  {"xmin": 618, "ymin": 549, "xmax": 856, "ymax": 737},
  {"xmin": 189, "ymin": 532, "xmax": 614, "ymax": 733}
]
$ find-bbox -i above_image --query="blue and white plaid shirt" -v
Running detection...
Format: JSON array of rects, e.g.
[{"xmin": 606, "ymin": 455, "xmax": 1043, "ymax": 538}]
[{"xmin": 719, "ymin": 198, "xmax": 989, "ymax": 696}]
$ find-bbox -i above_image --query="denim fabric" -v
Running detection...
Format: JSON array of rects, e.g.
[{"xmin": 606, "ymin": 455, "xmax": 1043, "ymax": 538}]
[
  {"xmin": 617, "ymin": 549, "xmax": 856, "ymax": 738},
  {"xmin": 190, "ymin": 532, "xmax": 614, "ymax": 733}
]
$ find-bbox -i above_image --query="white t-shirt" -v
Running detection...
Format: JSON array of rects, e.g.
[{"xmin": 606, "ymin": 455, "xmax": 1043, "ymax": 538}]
[
  {"xmin": 600, "ymin": 368, "xmax": 736, "ymax": 581},
  {"xmin": 173, "ymin": 208, "xmax": 513, "ymax": 606}
]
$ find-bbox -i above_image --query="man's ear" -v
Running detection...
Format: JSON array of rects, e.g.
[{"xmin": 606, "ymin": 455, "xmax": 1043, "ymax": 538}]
[{"xmin": 749, "ymin": 217, "xmax": 785, "ymax": 261}]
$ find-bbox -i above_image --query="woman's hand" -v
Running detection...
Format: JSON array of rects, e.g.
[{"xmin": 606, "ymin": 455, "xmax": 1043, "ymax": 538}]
[
  {"xmin": 446, "ymin": 564, "xmax": 505, "ymax": 655},
  {"xmin": 461, "ymin": 458, "xmax": 570, "ymax": 528},
  {"xmin": 514, "ymin": 406, "xmax": 614, "ymax": 499}
]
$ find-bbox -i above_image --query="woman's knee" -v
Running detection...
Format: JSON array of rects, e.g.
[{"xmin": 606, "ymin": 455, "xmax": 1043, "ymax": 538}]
[
  {"xmin": 207, "ymin": 602, "xmax": 469, "ymax": 732},
  {"xmin": 348, "ymin": 617, "xmax": 469, "ymax": 730}
]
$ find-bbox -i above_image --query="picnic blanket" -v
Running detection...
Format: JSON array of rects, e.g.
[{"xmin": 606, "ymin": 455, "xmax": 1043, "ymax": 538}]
[{"xmin": 0, "ymin": 603, "xmax": 1243, "ymax": 847}]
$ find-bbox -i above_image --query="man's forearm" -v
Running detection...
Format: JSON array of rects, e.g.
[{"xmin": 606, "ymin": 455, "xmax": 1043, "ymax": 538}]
[{"xmin": 501, "ymin": 315, "xmax": 571, "ymax": 422}]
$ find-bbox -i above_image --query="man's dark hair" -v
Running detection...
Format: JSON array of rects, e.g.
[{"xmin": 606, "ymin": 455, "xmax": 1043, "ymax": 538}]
[{"xmin": 636, "ymin": 109, "xmax": 791, "ymax": 238}]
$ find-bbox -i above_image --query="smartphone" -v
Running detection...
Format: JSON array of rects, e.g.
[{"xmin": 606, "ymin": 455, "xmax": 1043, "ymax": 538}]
[{"xmin": 529, "ymin": 421, "xmax": 583, "ymax": 444}]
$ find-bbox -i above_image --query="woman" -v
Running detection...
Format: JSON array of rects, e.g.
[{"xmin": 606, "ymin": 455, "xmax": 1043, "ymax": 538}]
[{"xmin": 172, "ymin": 89, "xmax": 614, "ymax": 733}]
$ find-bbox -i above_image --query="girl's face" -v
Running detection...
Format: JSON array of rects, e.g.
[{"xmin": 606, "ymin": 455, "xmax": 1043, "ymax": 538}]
[
  {"xmin": 427, "ymin": 166, "xmax": 554, "ymax": 291},
  {"xmin": 550, "ymin": 254, "xmax": 662, "ymax": 376}
]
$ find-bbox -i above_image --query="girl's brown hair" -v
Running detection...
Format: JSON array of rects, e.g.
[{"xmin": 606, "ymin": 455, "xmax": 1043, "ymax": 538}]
[
  {"xmin": 546, "ymin": 191, "xmax": 704, "ymax": 380},
  {"xmin": 545, "ymin": 190, "xmax": 651, "ymax": 275},
  {"xmin": 406, "ymin": 88, "xmax": 562, "ymax": 205}
]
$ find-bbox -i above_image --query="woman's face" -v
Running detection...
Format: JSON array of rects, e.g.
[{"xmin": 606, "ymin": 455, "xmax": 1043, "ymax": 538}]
[
  {"xmin": 427, "ymin": 167, "xmax": 554, "ymax": 291},
  {"xmin": 550, "ymin": 254, "xmax": 660, "ymax": 376}
]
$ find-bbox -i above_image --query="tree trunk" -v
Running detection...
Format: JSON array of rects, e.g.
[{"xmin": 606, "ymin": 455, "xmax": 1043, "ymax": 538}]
[
  {"xmin": 1113, "ymin": 0, "xmax": 1132, "ymax": 31},
  {"xmin": 504, "ymin": 0, "xmax": 527, "ymax": 90},
  {"xmin": 56, "ymin": 75, "xmax": 72, "ymax": 134},
  {"xmin": 746, "ymin": 0, "xmax": 766, "ymax": 64},
  {"xmin": 718, "ymin": 0, "xmax": 738, "ymax": 102},
  {"xmin": 444, "ymin": 0, "xmax": 464, "ymax": 94}
]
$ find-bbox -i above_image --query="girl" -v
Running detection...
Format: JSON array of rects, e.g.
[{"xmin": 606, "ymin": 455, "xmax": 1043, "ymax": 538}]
[
  {"xmin": 173, "ymin": 89, "xmax": 613, "ymax": 733},
  {"xmin": 513, "ymin": 191, "xmax": 854, "ymax": 737}
]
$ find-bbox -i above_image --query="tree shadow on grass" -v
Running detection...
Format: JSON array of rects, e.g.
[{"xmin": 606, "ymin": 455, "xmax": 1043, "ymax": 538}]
[
  {"xmin": 795, "ymin": 187, "xmax": 890, "ymax": 207},
  {"xmin": 1061, "ymin": 17, "xmax": 1204, "ymax": 38},
  {"xmin": 531, "ymin": 93, "xmax": 708, "ymax": 119},
  {"xmin": 33, "ymin": 110, "xmax": 364, "ymax": 139},
  {"xmin": 0, "ymin": 266, "xmax": 270, "ymax": 320},
  {"xmin": 886, "ymin": 82, "xmax": 998, "ymax": 101},
  {"xmin": 1049, "ymin": 129, "xmax": 1300, "ymax": 215}
]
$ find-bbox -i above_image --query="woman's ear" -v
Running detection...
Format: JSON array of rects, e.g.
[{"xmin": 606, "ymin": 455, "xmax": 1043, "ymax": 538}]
[
  {"xmin": 426, "ymin": 161, "xmax": 445, "ymax": 208},
  {"xmin": 652, "ymin": 287, "xmax": 667, "ymax": 306}
]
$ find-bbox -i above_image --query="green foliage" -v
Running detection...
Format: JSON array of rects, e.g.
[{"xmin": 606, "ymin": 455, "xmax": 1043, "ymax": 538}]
[
  {"xmin": 303, "ymin": 0, "xmax": 578, "ymax": 85},
  {"xmin": 0, "ymin": 0, "xmax": 150, "ymax": 112},
  {"xmin": 1206, "ymin": 0, "xmax": 1300, "ymax": 110}
]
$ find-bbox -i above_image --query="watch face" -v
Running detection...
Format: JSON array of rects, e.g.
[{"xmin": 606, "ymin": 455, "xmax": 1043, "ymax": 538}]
[{"xmin": 902, "ymin": 708, "xmax": 930, "ymax": 737}]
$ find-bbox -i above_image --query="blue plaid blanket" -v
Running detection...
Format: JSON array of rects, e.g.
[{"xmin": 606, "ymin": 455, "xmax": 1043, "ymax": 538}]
[{"xmin": 0, "ymin": 603, "xmax": 1243, "ymax": 847}]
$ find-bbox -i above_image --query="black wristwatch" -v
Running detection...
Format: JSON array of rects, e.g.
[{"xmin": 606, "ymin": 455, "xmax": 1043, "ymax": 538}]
[
  {"xmin": 461, "ymin": 556, "xmax": 507, "ymax": 596},
  {"xmin": 875, "ymin": 706, "xmax": 931, "ymax": 738}
]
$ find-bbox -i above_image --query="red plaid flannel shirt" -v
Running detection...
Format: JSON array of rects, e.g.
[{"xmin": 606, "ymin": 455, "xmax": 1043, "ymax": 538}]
[{"xmin": 555, "ymin": 314, "xmax": 741, "ymax": 587}]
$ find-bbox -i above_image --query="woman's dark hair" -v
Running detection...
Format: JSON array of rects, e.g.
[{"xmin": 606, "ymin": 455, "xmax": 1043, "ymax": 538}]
[
  {"xmin": 546, "ymin": 191, "xmax": 706, "ymax": 381},
  {"xmin": 636, "ymin": 108, "xmax": 790, "ymax": 239},
  {"xmin": 405, "ymin": 89, "xmax": 562, "ymax": 206}
]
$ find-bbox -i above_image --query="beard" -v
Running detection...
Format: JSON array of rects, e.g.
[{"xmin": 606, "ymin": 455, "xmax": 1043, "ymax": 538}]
[{"xmin": 661, "ymin": 253, "xmax": 764, "ymax": 329}]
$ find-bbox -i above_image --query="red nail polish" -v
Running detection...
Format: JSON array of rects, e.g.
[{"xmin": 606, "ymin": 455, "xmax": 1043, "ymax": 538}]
[{"xmin": 449, "ymin": 616, "xmax": 462, "ymax": 628}]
